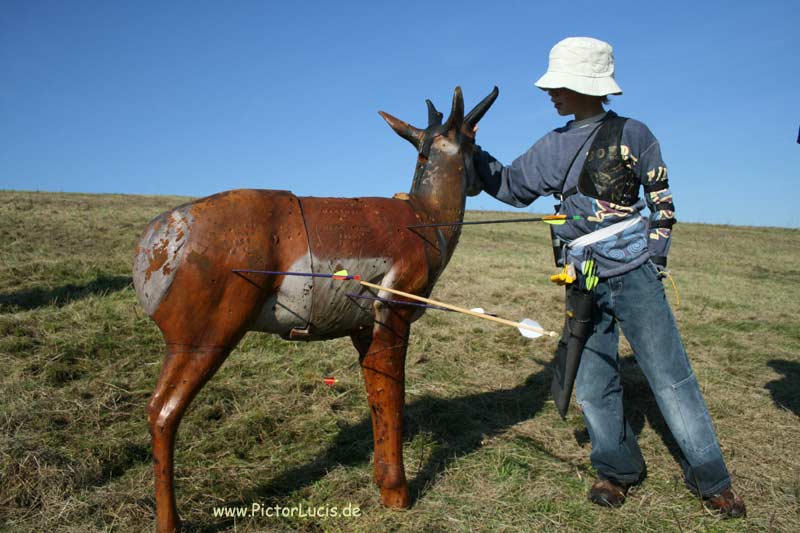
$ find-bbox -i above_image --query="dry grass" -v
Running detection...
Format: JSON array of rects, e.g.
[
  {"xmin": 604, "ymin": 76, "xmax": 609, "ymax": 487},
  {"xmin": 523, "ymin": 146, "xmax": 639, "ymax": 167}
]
[{"xmin": 1, "ymin": 190, "xmax": 798, "ymax": 532}]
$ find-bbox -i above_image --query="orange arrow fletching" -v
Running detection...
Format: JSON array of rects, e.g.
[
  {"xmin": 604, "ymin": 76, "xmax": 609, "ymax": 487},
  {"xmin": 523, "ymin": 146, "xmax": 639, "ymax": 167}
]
[
  {"xmin": 331, "ymin": 269, "xmax": 361, "ymax": 280},
  {"xmin": 542, "ymin": 214, "xmax": 567, "ymax": 225}
]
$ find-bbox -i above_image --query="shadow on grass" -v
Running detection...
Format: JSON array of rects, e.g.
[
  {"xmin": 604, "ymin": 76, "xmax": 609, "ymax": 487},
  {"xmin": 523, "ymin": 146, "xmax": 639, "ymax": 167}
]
[
  {"xmin": 194, "ymin": 367, "xmax": 553, "ymax": 532},
  {"xmin": 765, "ymin": 359, "xmax": 800, "ymax": 416},
  {"xmin": 0, "ymin": 275, "xmax": 132, "ymax": 311}
]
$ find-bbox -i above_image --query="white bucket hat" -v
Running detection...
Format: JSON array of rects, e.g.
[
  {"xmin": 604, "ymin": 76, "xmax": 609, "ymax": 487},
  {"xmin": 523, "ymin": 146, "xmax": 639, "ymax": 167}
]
[{"xmin": 535, "ymin": 37, "xmax": 623, "ymax": 96}]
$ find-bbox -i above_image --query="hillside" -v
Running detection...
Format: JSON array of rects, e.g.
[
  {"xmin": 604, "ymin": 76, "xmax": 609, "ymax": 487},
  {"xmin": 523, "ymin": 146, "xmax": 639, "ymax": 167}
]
[{"xmin": 1, "ymin": 190, "xmax": 798, "ymax": 532}]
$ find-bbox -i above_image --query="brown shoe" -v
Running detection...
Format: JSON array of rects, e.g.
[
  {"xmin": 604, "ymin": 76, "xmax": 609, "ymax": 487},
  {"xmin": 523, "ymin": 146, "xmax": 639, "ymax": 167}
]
[
  {"xmin": 702, "ymin": 488, "xmax": 746, "ymax": 518},
  {"xmin": 588, "ymin": 479, "xmax": 628, "ymax": 508}
]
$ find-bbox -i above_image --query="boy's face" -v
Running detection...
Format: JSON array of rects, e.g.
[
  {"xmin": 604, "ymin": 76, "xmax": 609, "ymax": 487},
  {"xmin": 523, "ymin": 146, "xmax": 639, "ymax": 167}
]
[{"xmin": 546, "ymin": 88, "xmax": 598, "ymax": 117}]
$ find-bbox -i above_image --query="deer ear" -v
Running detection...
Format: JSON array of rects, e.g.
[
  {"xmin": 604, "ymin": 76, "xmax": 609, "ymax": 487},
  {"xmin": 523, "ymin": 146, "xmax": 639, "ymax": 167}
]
[{"xmin": 379, "ymin": 111, "xmax": 422, "ymax": 149}]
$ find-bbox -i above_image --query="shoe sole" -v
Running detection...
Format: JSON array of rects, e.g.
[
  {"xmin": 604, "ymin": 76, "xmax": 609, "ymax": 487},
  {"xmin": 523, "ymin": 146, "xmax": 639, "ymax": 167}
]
[{"xmin": 588, "ymin": 494, "xmax": 625, "ymax": 508}]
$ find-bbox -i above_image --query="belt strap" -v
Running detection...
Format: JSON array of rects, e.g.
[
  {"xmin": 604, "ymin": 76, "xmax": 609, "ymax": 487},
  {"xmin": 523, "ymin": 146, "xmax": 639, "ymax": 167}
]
[
  {"xmin": 567, "ymin": 216, "xmax": 643, "ymax": 251},
  {"xmin": 557, "ymin": 186, "xmax": 579, "ymax": 202}
]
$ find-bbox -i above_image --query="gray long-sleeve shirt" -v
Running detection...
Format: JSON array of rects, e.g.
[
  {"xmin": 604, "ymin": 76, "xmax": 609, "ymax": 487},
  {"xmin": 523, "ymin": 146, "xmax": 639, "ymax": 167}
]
[{"xmin": 474, "ymin": 111, "xmax": 675, "ymax": 277}]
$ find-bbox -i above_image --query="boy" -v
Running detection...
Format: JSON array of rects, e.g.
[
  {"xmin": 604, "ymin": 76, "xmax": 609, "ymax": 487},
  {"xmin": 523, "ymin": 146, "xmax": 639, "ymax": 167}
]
[{"xmin": 472, "ymin": 36, "xmax": 745, "ymax": 517}]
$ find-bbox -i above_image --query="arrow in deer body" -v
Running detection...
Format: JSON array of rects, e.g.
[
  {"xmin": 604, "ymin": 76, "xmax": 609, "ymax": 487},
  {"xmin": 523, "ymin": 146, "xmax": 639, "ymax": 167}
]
[
  {"xmin": 234, "ymin": 268, "xmax": 555, "ymax": 338},
  {"xmin": 407, "ymin": 214, "xmax": 583, "ymax": 229},
  {"xmin": 232, "ymin": 269, "xmax": 362, "ymax": 280}
]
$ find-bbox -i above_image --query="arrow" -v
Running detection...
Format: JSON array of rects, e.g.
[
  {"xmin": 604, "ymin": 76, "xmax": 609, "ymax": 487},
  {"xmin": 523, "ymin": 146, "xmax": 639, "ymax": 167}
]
[
  {"xmin": 346, "ymin": 292, "xmax": 451, "ymax": 311},
  {"xmin": 408, "ymin": 214, "xmax": 582, "ymax": 229},
  {"xmin": 232, "ymin": 269, "xmax": 362, "ymax": 280},
  {"xmin": 354, "ymin": 277, "xmax": 557, "ymax": 338},
  {"xmin": 582, "ymin": 254, "xmax": 598, "ymax": 291},
  {"xmin": 347, "ymin": 293, "xmax": 500, "ymax": 316}
]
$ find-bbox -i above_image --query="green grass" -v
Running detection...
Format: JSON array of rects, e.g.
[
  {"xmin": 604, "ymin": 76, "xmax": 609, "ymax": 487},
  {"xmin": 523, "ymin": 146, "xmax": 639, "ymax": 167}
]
[{"xmin": 1, "ymin": 190, "xmax": 798, "ymax": 532}]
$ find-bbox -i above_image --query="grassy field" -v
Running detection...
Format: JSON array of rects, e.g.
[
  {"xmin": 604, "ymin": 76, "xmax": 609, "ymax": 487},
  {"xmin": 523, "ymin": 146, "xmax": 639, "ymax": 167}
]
[{"xmin": 1, "ymin": 190, "xmax": 798, "ymax": 532}]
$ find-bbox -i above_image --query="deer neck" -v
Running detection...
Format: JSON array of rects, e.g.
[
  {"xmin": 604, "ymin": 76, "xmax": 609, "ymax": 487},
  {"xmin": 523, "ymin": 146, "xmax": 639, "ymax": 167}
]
[{"xmin": 409, "ymin": 144, "xmax": 467, "ymax": 268}]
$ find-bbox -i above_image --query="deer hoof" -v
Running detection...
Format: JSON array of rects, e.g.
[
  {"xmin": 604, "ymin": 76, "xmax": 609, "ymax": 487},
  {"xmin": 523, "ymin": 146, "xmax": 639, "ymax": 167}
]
[
  {"xmin": 380, "ymin": 485, "xmax": 410, "ymax": 509},
  {"xmin": 156, "ymin": 514, "xmax": 181, "ymax": 533}
]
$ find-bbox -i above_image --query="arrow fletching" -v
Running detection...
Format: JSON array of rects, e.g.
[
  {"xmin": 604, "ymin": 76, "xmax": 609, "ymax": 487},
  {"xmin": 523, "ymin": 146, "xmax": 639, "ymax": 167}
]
[
  {"xmin": 332, "ymin": 269, "xmax": 361, "ymax": 280},
  {"xmin": 518, "ymin": 319, "xmax": 544, "ymax": 339},
  {"xmin": 542, "ymin": 214, "xmax": 584, "ymax": 226},
  {"xmin": 542, "ymin": 215, "xmax": 567, "ymax": 225}
]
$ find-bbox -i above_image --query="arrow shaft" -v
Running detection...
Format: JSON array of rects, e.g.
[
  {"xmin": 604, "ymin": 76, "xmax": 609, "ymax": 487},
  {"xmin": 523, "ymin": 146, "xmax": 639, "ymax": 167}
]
[
  {"xmin": 346, "ymin": 292, "xmax": 450, "ymax": 311},
  {"xmin": 232, "ymin": 269, "xmax": 359, "ymax": 280},
  {"xmin": 408, "ymin": 215, "xmax": 578, "ymax": 229},
  {"xmin": 357, "ymin": 280, "xmax": 556, "ymax": 337}
]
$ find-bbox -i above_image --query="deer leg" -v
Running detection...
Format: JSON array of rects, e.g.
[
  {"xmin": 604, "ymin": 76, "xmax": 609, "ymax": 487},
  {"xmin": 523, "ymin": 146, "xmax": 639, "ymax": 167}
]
[
  {"xmin": 356, "ymin": 311, "xmax": 411, "ymax": 508},
  {"xmin": 147, "ymin": 344, "xmax": 231, "ymax": 533}
]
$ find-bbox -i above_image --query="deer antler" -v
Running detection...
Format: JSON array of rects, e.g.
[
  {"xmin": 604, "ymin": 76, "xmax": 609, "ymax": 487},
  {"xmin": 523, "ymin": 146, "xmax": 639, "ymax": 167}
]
[
  {"xmin": 426, "ymin": 99, "xmax": 443, "ymax": 127},
  {"xmin": 465, "ymin": 86, "xmax": 499, "ymax": 129},
  {"xmin": 442, "ymin": 86, "xmax": 465, "ymax": 131}
]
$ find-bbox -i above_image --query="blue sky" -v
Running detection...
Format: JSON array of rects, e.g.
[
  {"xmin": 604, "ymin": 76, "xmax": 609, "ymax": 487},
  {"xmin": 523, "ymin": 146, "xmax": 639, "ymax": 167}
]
[{"xmin": 2, "ymin": 0, "xmax": 798, "ymax": 227}]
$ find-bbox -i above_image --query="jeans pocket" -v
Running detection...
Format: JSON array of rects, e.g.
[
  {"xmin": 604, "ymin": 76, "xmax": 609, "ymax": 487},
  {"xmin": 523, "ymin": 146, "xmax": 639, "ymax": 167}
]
[
  {"xmin": 643, "ymin": 260, "xmax": 660, "ymax": 279},
  {"xmin": 671, "ymin": 373, "xmax": 718, "ymax": 455}
]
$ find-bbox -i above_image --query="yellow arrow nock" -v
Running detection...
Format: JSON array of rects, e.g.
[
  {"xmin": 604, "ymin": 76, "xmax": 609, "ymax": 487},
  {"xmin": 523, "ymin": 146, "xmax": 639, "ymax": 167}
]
[{"xmin": 550, "ymin": 263, "xmax": 576, "ymax": 285}]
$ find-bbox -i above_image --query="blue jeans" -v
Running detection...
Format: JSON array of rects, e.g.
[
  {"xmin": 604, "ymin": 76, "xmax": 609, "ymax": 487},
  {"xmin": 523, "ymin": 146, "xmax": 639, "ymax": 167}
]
[{"xmin": 574, "ymin": 260, "xmax": 731, "ymax": 496}]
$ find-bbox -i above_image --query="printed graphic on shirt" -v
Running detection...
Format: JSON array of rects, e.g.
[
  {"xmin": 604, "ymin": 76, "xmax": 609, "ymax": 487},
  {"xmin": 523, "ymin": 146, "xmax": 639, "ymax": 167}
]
[
  {"xmin": 650, "ymin": 227, "xmax": 671, "ymax": 240},
  {"xmin": 620, "ymin": 144, "xmax": 637, "ymax": 166},
  {"xmin": 646, "ymin": 165, "xmax": 668, "ymax": 184},
  {"xmin": 579, "ymin": 136, "xmax": 640, "ymax": 206},
  {"xmin": 646, "ymin": 166, "xmax": 674, "ymax": 241},
  {"xmin": 588, "ymin": 199, "xmax": 636, "ymax": 224}
]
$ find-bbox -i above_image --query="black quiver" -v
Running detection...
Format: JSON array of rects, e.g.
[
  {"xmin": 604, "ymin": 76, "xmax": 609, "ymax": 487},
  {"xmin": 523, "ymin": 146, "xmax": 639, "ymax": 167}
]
[{"xmin": 550, "ymin": 284, "xmax": 595, "ymax": 419}]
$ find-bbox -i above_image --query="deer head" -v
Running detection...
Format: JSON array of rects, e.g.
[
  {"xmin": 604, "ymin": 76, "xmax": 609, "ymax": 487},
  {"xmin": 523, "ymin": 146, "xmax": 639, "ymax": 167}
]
[{"xmin": 379, "ymin": 86, "xmax": 499, "ymax": 207}]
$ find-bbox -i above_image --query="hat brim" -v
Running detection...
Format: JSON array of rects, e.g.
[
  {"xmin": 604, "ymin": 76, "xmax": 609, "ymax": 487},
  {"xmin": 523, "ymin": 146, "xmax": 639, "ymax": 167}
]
[{"xmin": 535, "ymin": 71, "xmax": 622, "ymax": 96}]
